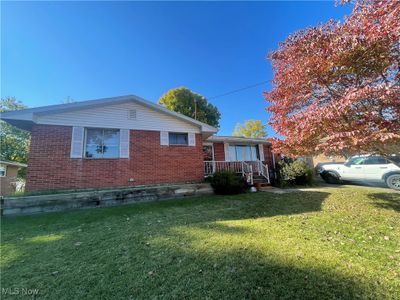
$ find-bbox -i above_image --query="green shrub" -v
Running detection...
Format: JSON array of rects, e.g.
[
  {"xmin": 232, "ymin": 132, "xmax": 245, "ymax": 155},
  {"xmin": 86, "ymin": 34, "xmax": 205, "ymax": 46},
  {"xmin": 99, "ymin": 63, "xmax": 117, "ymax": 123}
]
[
  {"xmin": 209, "ymin": 171, "xmax": 248, "ymax": 195},
  {"xmin": 278, "ymin": 160, "xmax": 314, "ymax": 187}
]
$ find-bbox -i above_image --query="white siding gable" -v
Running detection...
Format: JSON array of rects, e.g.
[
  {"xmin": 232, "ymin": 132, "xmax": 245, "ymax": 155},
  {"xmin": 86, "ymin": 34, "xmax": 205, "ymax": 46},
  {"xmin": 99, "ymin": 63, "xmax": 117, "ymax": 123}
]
[{"xmin": 37, "ymin": 101, "xmax": 201, "ymax": 133}]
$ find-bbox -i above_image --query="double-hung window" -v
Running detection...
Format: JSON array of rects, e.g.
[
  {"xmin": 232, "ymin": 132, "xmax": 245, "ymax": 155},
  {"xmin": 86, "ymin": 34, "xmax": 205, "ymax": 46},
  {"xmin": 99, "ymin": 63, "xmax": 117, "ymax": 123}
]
[
  {"xmin": 169, "ymin": 132, "xmax": 188, "ymax": 146},
  {"xmin": 85, "ymin": 128, "xmax": 120, "ymax": 158}
]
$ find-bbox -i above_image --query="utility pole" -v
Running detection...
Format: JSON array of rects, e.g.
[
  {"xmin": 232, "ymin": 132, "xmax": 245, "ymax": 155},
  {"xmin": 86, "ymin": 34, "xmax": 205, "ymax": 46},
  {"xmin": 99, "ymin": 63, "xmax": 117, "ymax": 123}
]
[{"xmin": 194, "ymin": 98, "xmax": 197, "ymax": 120}]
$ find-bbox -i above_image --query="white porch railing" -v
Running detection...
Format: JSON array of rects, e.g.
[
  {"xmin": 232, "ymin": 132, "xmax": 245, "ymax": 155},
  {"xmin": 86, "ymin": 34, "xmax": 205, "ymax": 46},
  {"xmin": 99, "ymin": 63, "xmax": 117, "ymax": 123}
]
[
  {"xmin": 246, "ymin": 161, "xmax": 270, "ymax": 183},
  {"xmin": 204, "ymin": 161, "xmax": 254, "ymax": 184},
  {"xmin": 204, "ymin": 161, "xmax": 241, "ymax": 175},
  {"xmin": 260, "ymin": 162, "xmax": 270, "ymax": 183},
  {"xmin": 204, "ymin": 160, "xmax": 270, "ymax": 185},
  {"xmin": 246, "ymin": 161, "xmax": 261, "ymax": 175}
]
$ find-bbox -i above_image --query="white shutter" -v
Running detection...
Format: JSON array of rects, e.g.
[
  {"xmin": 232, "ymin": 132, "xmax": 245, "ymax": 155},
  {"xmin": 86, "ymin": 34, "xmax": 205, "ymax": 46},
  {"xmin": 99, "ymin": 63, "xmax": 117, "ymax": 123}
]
[
  {"xmin": 258, "ymin": 144, "xmax": 265, "ymax": 161},
  {"xmin": 188, "ymin": 133, "xmax": 196, "ymax": 146},
  {"xmin": 70, "ymin": 127, "xmax": 84, "ymax": 158},
  {"xmin": 120, "ymin": 129, "xmax": 130, "ymax": 158},
  {"xmin": 224, "ymin": 143, "xmax": 230, "ymax": 161},
  {"xmin": 160, "ymin": 131, "xmax": 169, "ymax": 145}
]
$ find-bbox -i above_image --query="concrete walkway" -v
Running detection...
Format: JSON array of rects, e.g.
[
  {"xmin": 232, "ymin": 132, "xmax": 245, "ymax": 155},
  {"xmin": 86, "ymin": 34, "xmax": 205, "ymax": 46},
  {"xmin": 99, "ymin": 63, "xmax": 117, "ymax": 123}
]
[
  {"xmin": 260, "ymin": 183, "xmax": 393, "ymax": 194},
  {"xmin": 260, "ymin": 186, "xmax": 334, "ymax": 194}
]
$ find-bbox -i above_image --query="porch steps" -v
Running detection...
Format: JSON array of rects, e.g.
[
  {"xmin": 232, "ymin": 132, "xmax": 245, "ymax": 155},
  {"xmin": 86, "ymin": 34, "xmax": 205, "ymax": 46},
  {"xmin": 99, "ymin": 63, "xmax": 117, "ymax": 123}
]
[{"xmin": 253, "ymin": 175, "xmax": 271, "ymax": 188}]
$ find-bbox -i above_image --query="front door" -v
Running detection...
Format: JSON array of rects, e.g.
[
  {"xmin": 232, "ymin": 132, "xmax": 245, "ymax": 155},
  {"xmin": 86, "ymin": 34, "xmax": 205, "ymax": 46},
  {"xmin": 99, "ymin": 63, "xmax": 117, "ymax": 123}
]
[
  {"xmin": 203, "ymin": 144, "xmax": 214, "ymax": 175},
  {"xmin": 203, "ymin": 145, "xmax": 214, "ymax": 161}
]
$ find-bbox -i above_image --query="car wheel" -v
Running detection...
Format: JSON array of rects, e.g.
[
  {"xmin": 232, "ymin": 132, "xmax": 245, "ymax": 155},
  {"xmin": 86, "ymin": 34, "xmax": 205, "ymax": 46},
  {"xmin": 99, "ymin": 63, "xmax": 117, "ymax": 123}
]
[
  {"xmin": 321, "ymin": 171, "xmax": 340, "ymax": 184},
  {"xmin": 386, "ymin": 174, "xmax": 400, "ymax": 191}
]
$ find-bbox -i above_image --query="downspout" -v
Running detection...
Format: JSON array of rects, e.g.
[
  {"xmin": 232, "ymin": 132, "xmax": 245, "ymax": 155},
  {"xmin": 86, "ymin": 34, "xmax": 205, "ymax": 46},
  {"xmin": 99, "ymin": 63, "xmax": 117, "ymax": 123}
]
[{"xmin": 271, "ymin": 147, "xmax": 276, "ymax": 179}]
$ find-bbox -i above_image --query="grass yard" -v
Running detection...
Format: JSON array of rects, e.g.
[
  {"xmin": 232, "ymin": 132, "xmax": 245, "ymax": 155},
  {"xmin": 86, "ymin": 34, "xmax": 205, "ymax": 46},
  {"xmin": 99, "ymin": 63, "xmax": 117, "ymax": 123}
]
[{"xmin": 1, "ymin": 186, "xmax": 399, "ymax": 299}]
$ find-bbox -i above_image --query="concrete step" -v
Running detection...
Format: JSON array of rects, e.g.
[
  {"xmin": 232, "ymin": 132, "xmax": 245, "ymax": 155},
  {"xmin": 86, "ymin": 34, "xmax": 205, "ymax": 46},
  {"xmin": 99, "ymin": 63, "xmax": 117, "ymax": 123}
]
[
  {"xmin": 252, "ymin": 175, "xmax": 270, "ymax": 188},
  {"xmin": 253, "ymin": 177, "xmax": 270, "ymax": 183},
  {"xmin": 253, "ymin": 175, "xmax": 269, "ymax": 179},
  {"xmin": 253, "ymin": 181, "xmax": 271, "ymax": 188},
  {"xmin": 253, "ymin": 182, "xmax": 270, "ymax": 186},
  {"xmin": 259, "ymin": 185, "xmax": 274, "ymax": 190}
]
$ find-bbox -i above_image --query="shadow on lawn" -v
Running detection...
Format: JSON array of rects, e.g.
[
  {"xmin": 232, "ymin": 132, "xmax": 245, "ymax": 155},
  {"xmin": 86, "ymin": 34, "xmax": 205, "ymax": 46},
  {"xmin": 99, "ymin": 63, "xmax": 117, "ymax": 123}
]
[
  {"xmin": 368, "ymin": 192, "xmax": 400, "ymax": 212},
  {"xmin": 2, "ymin": 240, "xmax": 372, "ymax": 299},
  {"xmin": 139, "ymin": 245, "xmax": 373, "ymax": 300},
  {"xmin": 2, "ymin": 190, "xmax": 379, "ymax": 299}
]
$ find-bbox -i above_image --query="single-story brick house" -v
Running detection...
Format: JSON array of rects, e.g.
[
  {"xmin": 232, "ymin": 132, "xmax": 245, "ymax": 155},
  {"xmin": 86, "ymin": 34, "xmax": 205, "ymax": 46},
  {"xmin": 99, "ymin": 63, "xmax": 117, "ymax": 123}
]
[{"xmin": 0, "ymin": 95, "xmax": 274, "ymax": 192}]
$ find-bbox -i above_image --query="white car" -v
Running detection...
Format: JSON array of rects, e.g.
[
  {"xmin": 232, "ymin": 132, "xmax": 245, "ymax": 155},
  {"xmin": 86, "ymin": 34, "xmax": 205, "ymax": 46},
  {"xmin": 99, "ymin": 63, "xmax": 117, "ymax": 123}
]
[{"xmin": 319, "ymin": 155, "xmax": 400, "ymax": 190}]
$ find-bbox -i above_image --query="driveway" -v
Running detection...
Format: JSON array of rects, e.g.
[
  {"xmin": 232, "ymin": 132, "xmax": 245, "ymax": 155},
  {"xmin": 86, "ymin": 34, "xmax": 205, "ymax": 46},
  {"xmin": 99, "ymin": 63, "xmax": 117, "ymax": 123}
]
[{"xmin": 262, "ymin": 180, "xmax": 395, "ymax": 194}]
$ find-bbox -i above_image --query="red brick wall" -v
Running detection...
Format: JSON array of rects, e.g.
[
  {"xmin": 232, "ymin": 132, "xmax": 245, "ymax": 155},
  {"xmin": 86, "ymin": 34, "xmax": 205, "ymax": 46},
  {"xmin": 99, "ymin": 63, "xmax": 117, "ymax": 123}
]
[
  {"xmin": 263, "ymin": 144, "xmax": 275, "ymax": 169},
  {"xmin": 26, "ymin": 125, "xmax": 204, "ymax": 192},
  {"xmin": 213, "ymin": 142, "xmax": 225, "ymax": 161}
]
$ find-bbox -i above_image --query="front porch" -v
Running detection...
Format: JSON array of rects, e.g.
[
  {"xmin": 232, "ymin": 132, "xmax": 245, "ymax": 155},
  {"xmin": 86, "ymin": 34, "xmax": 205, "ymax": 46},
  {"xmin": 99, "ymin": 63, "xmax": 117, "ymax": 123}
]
[
  {"xmin": 202, "ymin": 136, "xmax": 275, "ymax": 186},
  {"xmin": 204, "ymin": 160, "xmax": 270, "ymax": 185}
]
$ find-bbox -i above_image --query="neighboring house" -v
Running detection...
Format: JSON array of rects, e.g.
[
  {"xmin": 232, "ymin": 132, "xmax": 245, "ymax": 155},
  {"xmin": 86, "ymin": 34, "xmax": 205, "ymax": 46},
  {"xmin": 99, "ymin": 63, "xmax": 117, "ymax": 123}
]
[
  {"xmin": 0, "ymin": 160, "xmax": 27, "ymax": 196},
  {"xmin": 0, "ymin": 95, "xmax": 273, "ymax": 192}
]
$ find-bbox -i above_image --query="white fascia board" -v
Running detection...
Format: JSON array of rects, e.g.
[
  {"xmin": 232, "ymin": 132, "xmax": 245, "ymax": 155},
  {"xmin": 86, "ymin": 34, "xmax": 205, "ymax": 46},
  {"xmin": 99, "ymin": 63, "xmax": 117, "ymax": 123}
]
[
  {"xmin": 206, "ymin": 136, "xmax": 271, "ymax": 144},
  {"xmin": 0, "ymin": 160, "xmax": 28, "ymax": 168},
  {"xmin": 0, "ymin": 111, "xmax": 35, "ymax": 121}
]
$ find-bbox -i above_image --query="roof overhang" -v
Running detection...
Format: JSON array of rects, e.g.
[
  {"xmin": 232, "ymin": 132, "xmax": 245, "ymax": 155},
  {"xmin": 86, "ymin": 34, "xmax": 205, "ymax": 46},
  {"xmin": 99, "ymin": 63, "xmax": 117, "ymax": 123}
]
[
  {"xmin": 206, "ymin": 136, "xmax": 271, "ymax": 145},
  {"xmin": 0, "ymin": 95, "xmax": 219, "ymax": 135},
  {"xmin": 0, "ymin": 160, "xmax": 27, "ymax": 168}
]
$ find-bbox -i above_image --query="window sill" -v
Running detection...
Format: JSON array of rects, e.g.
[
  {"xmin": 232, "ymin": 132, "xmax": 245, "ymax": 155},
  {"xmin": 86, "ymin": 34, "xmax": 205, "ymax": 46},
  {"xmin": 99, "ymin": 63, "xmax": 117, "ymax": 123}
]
[{"xmin": 81, "ymin": 157, "xmax": 128, "ymax": 160}]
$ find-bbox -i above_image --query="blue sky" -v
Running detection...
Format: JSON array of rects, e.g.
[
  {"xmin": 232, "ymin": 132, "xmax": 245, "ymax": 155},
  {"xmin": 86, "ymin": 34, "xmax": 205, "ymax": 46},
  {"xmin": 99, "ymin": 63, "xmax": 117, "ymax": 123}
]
[{"xmin": 1, "ymin": 1, "xmax": 352, "ymax": 136}]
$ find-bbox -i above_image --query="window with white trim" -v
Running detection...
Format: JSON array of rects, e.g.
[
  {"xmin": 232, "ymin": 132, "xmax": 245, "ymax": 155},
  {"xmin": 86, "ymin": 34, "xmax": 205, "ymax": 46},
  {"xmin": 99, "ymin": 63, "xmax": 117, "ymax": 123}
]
[
  {"xmin": 0, "ymin": 164, "xmax": 6, "ymax": 177},
  {"xmin": 85, "ymin": 128, "xmax": 120, "ymax": 158},
  {"xmin": 169, "ymin": 132, "xmax": 188, "ymax": 145}
]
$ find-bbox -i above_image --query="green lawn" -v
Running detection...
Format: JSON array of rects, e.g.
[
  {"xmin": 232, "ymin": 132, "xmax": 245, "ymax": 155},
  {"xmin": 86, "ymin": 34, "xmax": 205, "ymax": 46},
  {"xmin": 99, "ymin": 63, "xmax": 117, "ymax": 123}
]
[{"xmin": 1, "ymin": 186, "xmax": 399, "ymax": 299}]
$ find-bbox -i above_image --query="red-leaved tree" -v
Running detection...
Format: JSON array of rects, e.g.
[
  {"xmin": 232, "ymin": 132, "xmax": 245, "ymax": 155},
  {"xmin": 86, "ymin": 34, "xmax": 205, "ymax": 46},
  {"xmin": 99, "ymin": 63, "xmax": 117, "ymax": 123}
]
[{"xmin": 265, "ymin": 0, "xmax": 400, "ymax": 160}]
